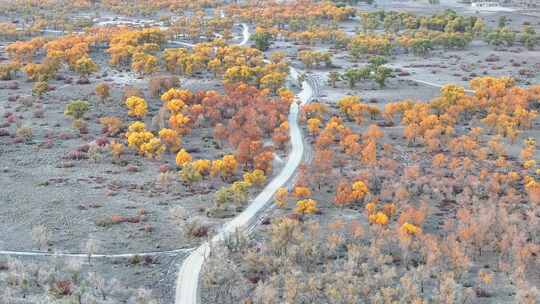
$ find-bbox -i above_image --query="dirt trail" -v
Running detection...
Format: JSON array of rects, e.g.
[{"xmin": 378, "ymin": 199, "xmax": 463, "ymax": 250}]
[{"xmin": 174, "ymin": 26, "xmax": 319, "ymax": 303}]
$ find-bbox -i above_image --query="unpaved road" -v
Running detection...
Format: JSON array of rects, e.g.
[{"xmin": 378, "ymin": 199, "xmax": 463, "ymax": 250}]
[{"xmin": 174, "ymin": 36, "xmax": 317, "ymax": 304}]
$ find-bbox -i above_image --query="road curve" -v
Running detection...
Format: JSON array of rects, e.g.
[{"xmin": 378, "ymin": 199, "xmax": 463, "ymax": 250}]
[
  {"xmin": 238, "ymin": 23, "xmax": 250, "ymax": 46},
  {"xmin": 174, "ymin": 44, "xmax": 316, "ymax": 304},
  {"xmin": 169, "ymin": 23, "xmax": 249, "ymax": 48}
]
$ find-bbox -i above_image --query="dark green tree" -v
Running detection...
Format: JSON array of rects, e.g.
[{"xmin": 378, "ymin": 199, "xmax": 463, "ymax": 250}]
[{"xmin": 251, "ymin": 32, "xmax": 272, "ymax": 51}]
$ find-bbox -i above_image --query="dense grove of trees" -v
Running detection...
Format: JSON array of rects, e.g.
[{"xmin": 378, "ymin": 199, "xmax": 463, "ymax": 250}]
[
  {"xmin": 2, "ymin": 2, "xmax": 536, "ymax": 91},
  {"xmin": 225, "ymin": 4, "xmax": 537, "ymax": 60},
  {"xmin": 3, "ymin": 24, "xmax": 290, "ymax": 96},
  {"xmin": 227, "ymin": 1, "xmax": 355, "ymax": 27},
  {"xmin": 169, "ymin": 13, "xmax": 234, "ymax": 43},
  {"xmin": 1, "ymin": 0, "xmax": 537, "ymax": 59},
  {"xmin": 162, "ymin": 40, "xmax": 289, "ymax": 90},
  {"xmin": 117, "ymin": 83, "xmax": 292, "ymax": 208},
  {"xmin": 0, "ymin": 0, "xmax": 221, "ymax": 16},
  {"xmin": 3, "ymin": 27, "xmax": 130, "ymax": 82}
]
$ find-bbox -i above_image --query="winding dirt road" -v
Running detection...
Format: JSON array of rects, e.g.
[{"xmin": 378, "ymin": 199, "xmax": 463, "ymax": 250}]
[{"xmin": 174, "ymin": 33, "xmax": 318, "ymax": 304}]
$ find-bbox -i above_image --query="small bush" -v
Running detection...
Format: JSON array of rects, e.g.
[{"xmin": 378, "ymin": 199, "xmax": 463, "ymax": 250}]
[
  {"xmin": 15, "ymin": 126, "xmax": 32, "ymax": 142},
  {"xmin": 64, "ymin": 100, "xmax": 90, "ymax": 120},
  {"xmin": 122, "ymin": 85, "xmax": 144, "ymax": 101},
  {"xmin": 149, "ymin": 75, "xmax": 180, "ymax": 98},
  {"xmin": 185, "ymin": 219, "xmax": 209, "ymax": 238}
]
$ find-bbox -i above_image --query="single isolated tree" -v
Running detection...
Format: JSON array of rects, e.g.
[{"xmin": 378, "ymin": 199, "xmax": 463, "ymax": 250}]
[
  {"xmin": 251, "ymin": 31, "xmax": 272, "ymax": 51},
  {"xmin": 95, "ymin": 83, "xmax": 110, "ymax": 103},
  {"xmin": 74, "ymin": 56, "xmax": 98, "ymax": 82}
]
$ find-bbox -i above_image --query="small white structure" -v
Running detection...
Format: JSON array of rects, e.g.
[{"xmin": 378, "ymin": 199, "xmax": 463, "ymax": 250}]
[
  {"xmin": 472, "ymin": 1, "xmax": 498, "ymax": 7},
  {"xmin": 471, "ymin": 1, "xmax": 515, "ymax": 11}
]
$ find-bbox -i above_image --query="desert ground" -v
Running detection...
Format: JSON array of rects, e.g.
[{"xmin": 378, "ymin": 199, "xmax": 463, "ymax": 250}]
[{"xmin": 0, "ymin": 0, "xmax": 539, "ymax": 303}]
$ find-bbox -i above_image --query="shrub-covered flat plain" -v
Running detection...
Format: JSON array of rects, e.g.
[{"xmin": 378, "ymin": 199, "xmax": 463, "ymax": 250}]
[{"xmin": 0, "ymin": 0, "xmax": 539, "ymax": 303}]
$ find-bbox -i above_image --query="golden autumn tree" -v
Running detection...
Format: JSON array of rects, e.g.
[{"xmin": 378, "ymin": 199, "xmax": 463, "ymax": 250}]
[
  {"xmin": 307, "ymin": 118, "xmax": 322, "ymax": 136},
  {"xmin": 125, "ymin": 96, "xmax": 148, "ymax": 118},
  {"xmin": 159, "ymin": 128, "xmax": 181, "ymax": 152},
  {"xmin": 73, "ymin": 56, "xmax": 98, "ymax": 80},
  {"xmin": 275, "ymin": 187, "xmax": 289, "ymax": 208},
  {"xmin": 292, "ymin": 186, "xmax": 311, "ymax": 199},
  {"xmin": 132, "ymin": 52, "xmax": 159, "ymax": 76},
  {"xmin": 175, "ymin": 149, "xmax": 192, "ymax": 167},
  {"xmin": 295, "ymin": 199, "xmax": 318, "ymax": 215},
  {"xmin": 334, "ymin": 180, "xmax": 353, "ymax": 207},
  {"xmin": 95, "ymin": 83, "xmax": 110, "ymax": 103}
]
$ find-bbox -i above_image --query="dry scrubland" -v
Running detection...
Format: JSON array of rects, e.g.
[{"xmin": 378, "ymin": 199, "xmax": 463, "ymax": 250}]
[{"xmin": 0, "ymin": 0, "xmax": 539, "ymax": 303}]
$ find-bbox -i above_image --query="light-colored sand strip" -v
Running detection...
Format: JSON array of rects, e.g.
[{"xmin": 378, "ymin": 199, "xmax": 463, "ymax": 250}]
[
  {"xmin": 406, "ymin": 78, "xmax": 475, "ymax": 94},
  {"xmin": 0, "ymin": 247, "xmax": 194, "ymax": 259}
]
